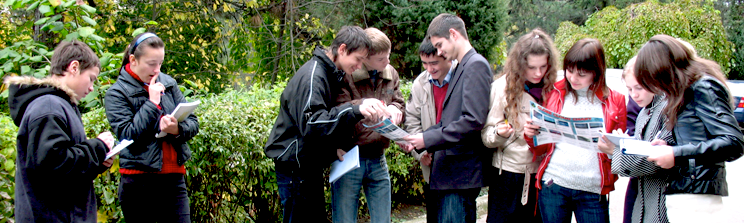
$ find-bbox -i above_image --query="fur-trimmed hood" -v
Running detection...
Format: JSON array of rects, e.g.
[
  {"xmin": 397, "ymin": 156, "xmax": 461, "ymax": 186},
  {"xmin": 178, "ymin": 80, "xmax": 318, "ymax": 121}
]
[{"xmin": 4, "ymin": 76, "xmax": 79, "ymax": 126}]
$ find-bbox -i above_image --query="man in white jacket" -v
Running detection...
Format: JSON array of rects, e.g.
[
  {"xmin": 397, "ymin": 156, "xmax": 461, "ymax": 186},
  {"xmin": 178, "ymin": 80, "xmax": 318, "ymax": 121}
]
[{"xmin": 404, "ymin": 39, "xmax": 455, "ymax": 222}]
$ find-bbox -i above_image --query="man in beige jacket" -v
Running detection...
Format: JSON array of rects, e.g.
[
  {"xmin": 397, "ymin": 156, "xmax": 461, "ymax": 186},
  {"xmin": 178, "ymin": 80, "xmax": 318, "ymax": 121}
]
[{"xmin": 404, "ymin": 39, "xmax": 456, "ymax": 222}]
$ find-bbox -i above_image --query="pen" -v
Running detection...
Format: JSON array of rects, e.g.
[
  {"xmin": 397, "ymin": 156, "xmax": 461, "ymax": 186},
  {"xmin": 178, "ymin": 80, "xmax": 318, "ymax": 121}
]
[
  {"xmin": 654, "ymin": 131, "xmax": 662, "ymax": 140},
  {"xmin": 504, "ymin": 119, "xmax": 508, "ymax": 126}
]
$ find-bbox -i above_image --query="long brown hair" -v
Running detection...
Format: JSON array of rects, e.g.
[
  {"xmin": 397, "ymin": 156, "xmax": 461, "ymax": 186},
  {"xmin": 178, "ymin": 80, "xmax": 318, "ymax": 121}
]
[
  {"xmin": 120, "ymin": 33, "xmax": 165, "ymax": 73},
  {"xmin": 634, "ymin": 34, "xmax": 730, "ymax": 129},
  {"xmin": 563, "ymin": 38, "xmax": 609, "ymax": 103},
  {"xmin": 501, "ymin": 29, "xmax": 558, "ymax": 129}
]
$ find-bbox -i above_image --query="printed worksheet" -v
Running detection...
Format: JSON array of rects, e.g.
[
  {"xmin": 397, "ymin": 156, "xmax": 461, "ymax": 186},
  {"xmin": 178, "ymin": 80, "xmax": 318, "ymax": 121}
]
[{"xmin": 529, "ymin": 101, "xmax": 605, "ymax": 150}]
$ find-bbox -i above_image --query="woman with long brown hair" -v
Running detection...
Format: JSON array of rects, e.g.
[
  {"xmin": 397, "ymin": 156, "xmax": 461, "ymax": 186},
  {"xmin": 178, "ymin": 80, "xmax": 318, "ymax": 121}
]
[
  {"xmin": 633, "ymin": 34, "xmax": 744, "ymax": 222},
  {"xmin": 526, "ymin": 38, "xmax": 626, "ymax": 223},
  {"xmin": 482, "ymin": 28, "xmax": 558, "ymax": 223}
]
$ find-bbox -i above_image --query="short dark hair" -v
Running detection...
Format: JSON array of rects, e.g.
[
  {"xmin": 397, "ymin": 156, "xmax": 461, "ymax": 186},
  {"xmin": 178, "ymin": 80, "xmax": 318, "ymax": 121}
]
[
  {"xmin": 329, "ymin": 26, "xmax": 371, "ymax": 59},
  {"xmin": 120, "ymin": 32, "xmax": 165, "ymax": 72},
  {"xmin": 50, "ymin": 40, "xmax": 100, "ymax": 76},
  {"xmin": 426, "ymin": 13, "xmax": 468, "ymax": 40},
  {"xmin": 563, "ymin": 38, "xmax": 608, "ymax": 103},
  {"xmin": 418, "ymin": 39, "xmax": 440, "ymax": 57}
]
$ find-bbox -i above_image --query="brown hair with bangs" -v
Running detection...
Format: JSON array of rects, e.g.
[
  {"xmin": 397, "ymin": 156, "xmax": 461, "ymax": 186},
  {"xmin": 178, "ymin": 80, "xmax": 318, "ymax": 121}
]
[
  {"xmin": 634, "ymin": 34, "xmax": 730, "ymax": 129},
  {"xmin": 563, "ymin": 38, "xmax": 608, "ymax": 103},
  {"xmin": 501, "ymin": 28, "xmax": 559, "ymax": 129},
  {"xmin": 50, "ymin": 40, "xmax": 100, "ymax": 76}
]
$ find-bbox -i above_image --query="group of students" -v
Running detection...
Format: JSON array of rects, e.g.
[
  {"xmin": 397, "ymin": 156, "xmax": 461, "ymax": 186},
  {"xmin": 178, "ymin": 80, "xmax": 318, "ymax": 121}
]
[
  {"xmin": 6, "ymin": 11, "xmax": 743, "ymax": 223},
  {"xmin": 265, "ymin": 12, "xmax": 744, "ymax": 223},
  {"xmin": 7, "ymin": 33, "xmax": 198, "ymax": 222}
]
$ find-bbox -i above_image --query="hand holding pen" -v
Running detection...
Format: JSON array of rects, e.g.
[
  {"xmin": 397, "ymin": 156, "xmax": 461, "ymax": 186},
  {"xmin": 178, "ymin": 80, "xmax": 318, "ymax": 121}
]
[{"xmin": 496, "ymin": 119, "xmax": 514, "ymax": 138}]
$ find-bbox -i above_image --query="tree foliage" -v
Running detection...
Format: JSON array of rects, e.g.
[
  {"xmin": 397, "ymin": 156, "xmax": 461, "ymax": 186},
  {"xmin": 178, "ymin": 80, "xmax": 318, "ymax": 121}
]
[
  {"xmin": 555, "ymin": 0, "xmax": 733, "ymax": 73},
  {"xmin": 715, "ymin": 0, "xmax": 744, "ymax": 78},
  {"xmin": 333, "ymin": 0, "xmax": 509, "ymax": 78},
  {"xmin": 0, "ymin": 0, "xmax": 123, "ymax": 112}
]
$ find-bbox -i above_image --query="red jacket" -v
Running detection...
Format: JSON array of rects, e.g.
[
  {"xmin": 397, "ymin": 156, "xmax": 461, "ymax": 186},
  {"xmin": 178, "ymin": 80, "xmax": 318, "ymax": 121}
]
[{"xmin": 532, "ymin": 79, "xmax": 626, "ymax": 195}]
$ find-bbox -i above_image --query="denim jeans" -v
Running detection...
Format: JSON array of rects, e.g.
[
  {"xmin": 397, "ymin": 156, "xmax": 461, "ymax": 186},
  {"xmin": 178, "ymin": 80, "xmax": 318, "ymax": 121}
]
[
  {"xmin": 437, "ymin": 188, "xmax": 481, "ymax": 223},
  {"xmin": 487, "ymin": 168, "xmax": 541, "ymax": 223},
  {"xmin": 275, "ymin": 162, "xmax": 328, "ymax": 223},
  {"xmin": 119, "ymin": 174, "xmax": 190, "ymax": 223},
  {"xmin": 331, "ymin": 155, "xmax": 391, "ymax": 223},
  {"xmin": 538, "ymin": 181, "xmax": 609, "ymax": 223}
]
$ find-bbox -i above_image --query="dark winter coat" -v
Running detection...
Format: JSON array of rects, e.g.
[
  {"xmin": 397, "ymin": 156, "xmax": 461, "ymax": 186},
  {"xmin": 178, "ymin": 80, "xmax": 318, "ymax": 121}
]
[
  {"xmin": 104, "ymin": 69, "xmax": 199, "ymax": 172},
  {"xmin": 6, "ymin": 76, "xmax": 109, "ymax": 223},
  {"xmin": 264, "ymin": 47, "xmax": 365, "ymax": 168}
]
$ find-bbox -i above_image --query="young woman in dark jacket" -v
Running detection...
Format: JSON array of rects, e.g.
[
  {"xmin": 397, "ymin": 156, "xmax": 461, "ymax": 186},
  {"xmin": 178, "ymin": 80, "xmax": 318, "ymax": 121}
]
[
  {"xmin": 104, "ymin": 33, "xmax": 199, "ymax": 222},
  {"xmin": 634, "ymin": 34, "xmax": 744, "ymax": 222}
]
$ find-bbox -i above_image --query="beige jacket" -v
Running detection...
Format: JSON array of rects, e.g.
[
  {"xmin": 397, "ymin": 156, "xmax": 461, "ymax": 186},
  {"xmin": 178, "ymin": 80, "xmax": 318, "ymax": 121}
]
[
  {"xmin": 404, "ymin": 70, "xmax": 436, "ymax": 182},
  {"xmin": 403, "ymin": 61, "xmax": 458, "ymax": 182},
  {"xmin": 481, "ymin": 75, "xmax": 541, "ymax": 175}
]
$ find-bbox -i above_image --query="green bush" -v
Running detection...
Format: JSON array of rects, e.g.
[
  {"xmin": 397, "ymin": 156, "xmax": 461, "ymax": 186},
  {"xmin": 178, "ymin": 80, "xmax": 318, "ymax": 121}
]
[
  {"xmin": 0, "ymin": 116, "xmax": 17, "ymax": 222},
  {"xmin": 554, "ymin": 0, "xmax": 734, "ymax": 74},
  {"xmin": 186, "ymin": 84, "xmax": 284, "ymax": 222}
]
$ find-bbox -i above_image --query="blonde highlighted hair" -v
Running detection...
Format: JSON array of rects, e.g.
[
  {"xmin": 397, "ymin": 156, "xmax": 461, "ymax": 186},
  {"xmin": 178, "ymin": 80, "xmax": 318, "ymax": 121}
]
[{"xmin": 365, "ymin": 27, "xmax": 391, "ymax": 56}]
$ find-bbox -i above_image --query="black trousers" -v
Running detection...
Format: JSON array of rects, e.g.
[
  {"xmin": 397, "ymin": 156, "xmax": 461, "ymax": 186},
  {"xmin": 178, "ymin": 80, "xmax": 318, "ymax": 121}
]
[
  {"xmin": 487, "ymin": 167, "xmax": 542, "ymax": 223},
  {"xmin": 119, "ymin": 173, "xmax": 191, "ymax": 223},
  {"xmin": 425, "ymin": 182, "xmax": 439, "ymax": 223}
]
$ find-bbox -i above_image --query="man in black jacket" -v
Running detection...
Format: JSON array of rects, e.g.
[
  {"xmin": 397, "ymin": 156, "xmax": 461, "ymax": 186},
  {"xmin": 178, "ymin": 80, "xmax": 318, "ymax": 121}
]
[
  {"xmin": 6, "ymin": 41, "xmax": 114, "ymax": 223},
  {"xmin": 404, "ymin": 14, "xmax": 493, "ymax": 223},
  {"xmin": 264, "ymin": 26, "xmax": 389, "ymax": 222}
]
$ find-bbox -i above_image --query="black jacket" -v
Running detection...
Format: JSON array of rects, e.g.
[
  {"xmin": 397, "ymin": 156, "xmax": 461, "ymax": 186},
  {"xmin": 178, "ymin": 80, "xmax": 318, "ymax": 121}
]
[
  {"xmin": 6, "ymin": 76, "xmax": 108, "ymax": 223},
  {"xmin": 264, "ymin": 47, "xmax": 364, "ymax": 168},
  {"xmin": 104, "ymin": 69, "xmax": 198, "ymax": 172},
  {"xmin": 667, "ymin": 76, "xmax": 744, "ymax": 195},
  {"xmin": 420, "ymin": 49, "xmax": 493, "ymax": 190}
]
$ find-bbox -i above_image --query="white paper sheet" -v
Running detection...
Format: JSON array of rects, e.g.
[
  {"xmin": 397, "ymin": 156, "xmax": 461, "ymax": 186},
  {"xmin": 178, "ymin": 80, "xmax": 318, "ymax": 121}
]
[
  {"xmin": 105, "ymin": 139, "xmax": 133, "ymax": 160},
  {"xmin": 601, "ymin": 133, "xmax": 634, "ymax": 146},
  {"xmin": 156, "ymin": 100, "xmax": 200, "ymax": 138},
  {"xmin": 620, "ymin": 139, "xmax": 666, "ymax": 156},
  {"xmin": 329, "ymin": 146, "xmax": 361, "ymax": 183}
]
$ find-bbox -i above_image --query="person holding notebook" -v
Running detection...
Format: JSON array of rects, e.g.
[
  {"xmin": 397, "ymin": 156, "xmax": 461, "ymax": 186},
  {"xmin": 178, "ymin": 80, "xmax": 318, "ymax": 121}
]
[{"xmin": 104, "ymin": 32, "xmax": 199, "ymax": 223}]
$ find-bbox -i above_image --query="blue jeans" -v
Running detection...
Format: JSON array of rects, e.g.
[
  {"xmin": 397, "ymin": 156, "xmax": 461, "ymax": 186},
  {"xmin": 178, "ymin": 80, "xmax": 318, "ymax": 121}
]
[
  {"xmin": 275, "ymin": 162, "xmax": 328, "ymax": 223},
  {"xmin": 331, "ymin": 155, "xmax": 391, "ymax": 223},
  {"xmin": 437, "ymin": 188, "xmax": 481, "ymax": 223},
  {"xmin": 538, "ymin": 181, "xmax": 609, "ymax": 223}
]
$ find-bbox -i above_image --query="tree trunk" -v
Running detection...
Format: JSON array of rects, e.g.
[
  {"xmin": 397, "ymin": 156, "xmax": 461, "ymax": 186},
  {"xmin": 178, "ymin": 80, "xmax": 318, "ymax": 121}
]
[{"xmin": 269, "ymin": 0, "xmax": 287, "ymax": 84}]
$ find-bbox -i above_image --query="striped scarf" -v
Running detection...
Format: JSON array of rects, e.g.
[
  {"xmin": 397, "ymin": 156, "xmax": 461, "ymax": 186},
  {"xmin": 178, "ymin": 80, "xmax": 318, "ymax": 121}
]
[{"xmin": 612, "ymin": 95, "xmax": 675, "ymax": 223}]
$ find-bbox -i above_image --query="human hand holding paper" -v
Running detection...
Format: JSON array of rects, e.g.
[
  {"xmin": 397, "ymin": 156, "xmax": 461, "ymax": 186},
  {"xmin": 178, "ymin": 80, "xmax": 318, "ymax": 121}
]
[{"xmin": 105, "ymin": 139, "xmax": 134, "ymax": 160}]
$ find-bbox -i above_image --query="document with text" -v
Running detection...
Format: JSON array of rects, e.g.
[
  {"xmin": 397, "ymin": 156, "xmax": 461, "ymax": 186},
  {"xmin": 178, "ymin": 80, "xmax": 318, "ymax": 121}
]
[
  {"xmin": 362, "ymin": 118, "xmax": 410, "ymax": 145},
  {"xmin": 530, "ymin": 101, "xmax": 605, "ymax": 150}
]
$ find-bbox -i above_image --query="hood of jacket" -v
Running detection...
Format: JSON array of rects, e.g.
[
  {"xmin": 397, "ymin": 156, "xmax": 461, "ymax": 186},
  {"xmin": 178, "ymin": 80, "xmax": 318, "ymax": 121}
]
[{"xmin": 5, "ymin": 76, "xmax": 78, "ymax": 126}]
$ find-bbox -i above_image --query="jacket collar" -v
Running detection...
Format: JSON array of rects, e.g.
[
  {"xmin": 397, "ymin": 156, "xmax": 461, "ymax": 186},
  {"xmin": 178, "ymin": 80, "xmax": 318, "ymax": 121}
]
[
  {"xmin": 4, "ymin": 76, "xmax": 78, "ymax": 104},
  {"xmin": 5, "ymin": 75, "xmax": 80, "ymax": 126},
  {"xmin": 117, "ymin": 68, "xmax": 175, "ymax": 96},
  {"xmin": 351, "ymin": 64, "xmax": 394, "ymax": 82},
  {"xmin": 312, "ymin": 46, "xmax": 345, "ymax": 83}
]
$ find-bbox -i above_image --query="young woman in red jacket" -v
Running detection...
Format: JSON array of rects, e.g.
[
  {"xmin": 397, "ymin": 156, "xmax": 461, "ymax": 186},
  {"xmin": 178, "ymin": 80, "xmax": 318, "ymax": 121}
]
[{"xmin": 524, "ymin": 38, "xmax": 626, "ymax": 223}]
